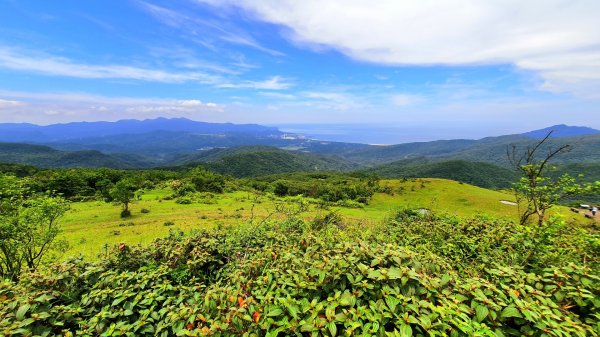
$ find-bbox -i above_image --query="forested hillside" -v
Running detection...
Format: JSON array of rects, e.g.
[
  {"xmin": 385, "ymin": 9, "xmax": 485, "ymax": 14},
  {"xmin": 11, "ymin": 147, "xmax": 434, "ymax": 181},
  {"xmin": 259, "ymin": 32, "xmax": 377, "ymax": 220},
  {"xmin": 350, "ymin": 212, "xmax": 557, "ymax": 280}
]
[
  {"xmin": 0, "ymin": 143, "xmax": 146, "ymax": 168},
  {"xmin": 366, "ymin": 159, "xmax": 517, "ymax": 189}
]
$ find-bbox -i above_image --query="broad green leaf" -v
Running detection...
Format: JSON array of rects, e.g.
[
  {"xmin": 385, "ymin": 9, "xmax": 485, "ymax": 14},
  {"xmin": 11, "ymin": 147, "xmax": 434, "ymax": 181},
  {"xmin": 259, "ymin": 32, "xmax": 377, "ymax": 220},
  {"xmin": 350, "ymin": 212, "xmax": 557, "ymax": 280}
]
[
  {"xmin": 475, "ymin": 305, "xmax": 489, "ymax": 322},
  {"xmin": 387, "ymin": 267, "xmax": 403, "ymax": 280},
  {"xmin": 500, "ymin": 306, "xmax": 521, "ymax": 319},
  {"xmin": 16, "ymin": 304, "xmax": 30, "ymax": 320},
  {"xmin": 301, "ymin": 323, "xmax": 316, "ymax": 332},
  {"xmin": 287, "ymin": 304, "xmax": 299, "ymax": 319},
  {"xmin": 327, "ymin": 321, "xmax": 337, "ymax": 336},
  {"xmin": 399, "ymin": 323, "xmax": 412, "ymax": 337},
  {"xmin": 339, "ymin": 291, "xmax": 355, "ymax": 307},
  {"xmin": 267, "ymin": 306, "xmax": 284, "ymax": 317}
]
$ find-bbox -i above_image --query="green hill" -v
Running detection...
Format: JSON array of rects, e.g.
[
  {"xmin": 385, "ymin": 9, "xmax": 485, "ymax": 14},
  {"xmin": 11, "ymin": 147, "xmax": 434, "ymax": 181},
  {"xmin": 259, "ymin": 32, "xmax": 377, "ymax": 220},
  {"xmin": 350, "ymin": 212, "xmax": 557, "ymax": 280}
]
[
  {"xmin": 366, "ymin": 159, "xmax": 517, "ymax": 189},
  {"xmin": 0, "ymin": 142, "xmax": 145, "ymax": 168},
  {"xmin": 450, "ymin": 134, "xmax": 600, "ymax": 167},
  {"xmin": 178, "ymin": 146, "xmax": 355, "ymax": 177}
]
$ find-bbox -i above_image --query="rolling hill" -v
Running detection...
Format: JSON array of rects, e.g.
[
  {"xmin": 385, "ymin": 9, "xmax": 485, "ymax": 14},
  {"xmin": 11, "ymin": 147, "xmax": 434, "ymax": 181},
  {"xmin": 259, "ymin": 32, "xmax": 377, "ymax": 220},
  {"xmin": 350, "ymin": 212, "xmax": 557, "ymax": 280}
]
[
  {"xmin": 0, "ymin": 119, "xmax": 599, "ymax": 177},
  {"xmin": 339, "ymin": 133, "xmax": 600, "ymax": 167},
  {"xmin": 0, "ymin": 143, "xmax": 148, "ymax": 168},
  {"xmin": 365, "ymin": 159, "xmax": 517, "ymax": 189},
  {"xmin": 174, "ymin": 146, "xmax": 356, "ymax": 177}
]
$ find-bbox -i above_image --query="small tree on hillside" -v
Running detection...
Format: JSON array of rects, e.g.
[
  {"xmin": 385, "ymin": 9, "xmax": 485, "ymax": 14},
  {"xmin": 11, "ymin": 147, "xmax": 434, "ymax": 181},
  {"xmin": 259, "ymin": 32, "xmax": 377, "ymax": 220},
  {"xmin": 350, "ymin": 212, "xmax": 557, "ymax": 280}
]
[
  {"xmin": 109, "ymin": 179, "xmax": 137, "ymax": 218},
  {"xmin": 0, "ymin": 175, "xmax": 69, "ymax": 281},
  {"xmin": 189, "ymin": 167, "xmax": 225, "ymax": 193},
  {"xmin": 507, "ymin": 131, "xmax": 580, "ymax": 226}
]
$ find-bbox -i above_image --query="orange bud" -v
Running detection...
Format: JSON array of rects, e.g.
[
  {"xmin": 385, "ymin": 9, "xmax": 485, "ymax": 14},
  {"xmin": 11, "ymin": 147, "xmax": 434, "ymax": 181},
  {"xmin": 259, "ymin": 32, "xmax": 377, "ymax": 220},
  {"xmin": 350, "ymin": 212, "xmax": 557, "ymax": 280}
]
[
  {"xmin": 238, "ymin": 296, "xmax": 246, "ymax": 308},
  {"xmin": 252, "ymin": 311, "xmax": 261, "ymax": 323}
]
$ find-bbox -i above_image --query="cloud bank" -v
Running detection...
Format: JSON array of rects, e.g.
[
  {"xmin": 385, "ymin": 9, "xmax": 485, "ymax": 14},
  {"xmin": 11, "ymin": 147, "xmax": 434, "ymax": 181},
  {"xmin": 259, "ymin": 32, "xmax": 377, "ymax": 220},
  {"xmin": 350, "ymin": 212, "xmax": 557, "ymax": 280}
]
[
  {"xmin": 0, "ymin": 91, "xmax": 222, "ymax": 124},
  {"xmin": 201, "ymin": 0, "xmax": 600, "ymax": 97}
]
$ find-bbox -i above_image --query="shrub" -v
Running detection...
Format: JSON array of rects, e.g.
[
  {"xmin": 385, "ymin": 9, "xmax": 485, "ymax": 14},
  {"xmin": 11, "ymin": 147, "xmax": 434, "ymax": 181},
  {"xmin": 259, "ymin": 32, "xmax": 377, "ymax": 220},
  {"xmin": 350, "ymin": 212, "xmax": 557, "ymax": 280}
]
[
  {"xmin": 163, "ymin": 221, "xmax": 175, "ymax": 227},
  {"xmin": 175, "ymin": 197, "xmax": 192, "ymax": 205},
  {"xmin": 189, "ymin": 167, "xmax": 225, "ymax": 193},
  {"xmin": 140, "ymin": 208, "xmax": 150, "ymax": 214},
  {"xmin": 311, "ymin": 211, "xmax": 343, "ymax": 230},
  {"xmin": 1, "ymin": 212, "xmax": 598, "ymax": 336},
  {"xmin": 120, "ymin": 209, "xmax": 131, "ymax": 218},
  {"xmin": 1, "ymin": 225, "xmax": 598, "ymax": 336}
]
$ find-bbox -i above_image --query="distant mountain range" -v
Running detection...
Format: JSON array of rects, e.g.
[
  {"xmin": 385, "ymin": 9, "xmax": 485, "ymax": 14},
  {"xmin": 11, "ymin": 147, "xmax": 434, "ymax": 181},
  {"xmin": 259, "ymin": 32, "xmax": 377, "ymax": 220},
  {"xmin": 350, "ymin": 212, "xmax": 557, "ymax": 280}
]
[
  {"xmin": 0, "ymin": 118, "xmax": 599, "ymax": 186},
  {"xmin": 0, "ymin": 117, "xmax": 282, "ymax": 143},
  {"xmin": 524, "ymin": 124, "xmax": 600, "ymax": 139}
]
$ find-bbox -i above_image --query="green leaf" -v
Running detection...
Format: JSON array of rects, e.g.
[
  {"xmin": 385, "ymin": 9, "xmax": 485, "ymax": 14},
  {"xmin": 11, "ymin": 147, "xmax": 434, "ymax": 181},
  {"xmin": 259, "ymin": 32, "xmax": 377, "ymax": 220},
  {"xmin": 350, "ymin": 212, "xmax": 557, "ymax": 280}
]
[
  {"xmin": 339, "ymin": 291, "xmax": 355, "ymax": 307},
  {"xmin": 266, "ymin": 306, "xmax": 284, "ymax": 317},
  {"xmin": 440, "ymin": 274, "xmax": 452, "ymax": 286},
  {"xmin": 387, "ymin": 267, "xmax": 403, "ymax": 279},
  {"xmin": 367, "ymin": 270, "xmax": 383, "ymax": 280},
  {"xmin": 475, "ymin": 305, "xmax": 489, "ymax": 322},
  {"xmin": 385, "ymin": 296, "xmax": 399, "ymax": 312},
  {"xmin": 399, "ymin": 323, "xmax": 412, "ymax": 337},
  {"xmin": 287, "ymin": 304, "xmax": 299, "ymax": 319},
  {"xmin": 141, "ymin": 325, "xmax": 155, "ymax": 333},
  {"xmin": 16, "ymin": 304, "xmax": 31, "ymax": 320},
  {"xmin": 300, "ymin": 323, "xmax": 316, "ymax": 332},
  {"xmin": 500, "ymin": 306, "xmax": 521, "ymax": 319},
  {"xmin": 327, "ymin": 321, "xmax": 337, "ymax": 336},
  {"xmin": 112, "ymin": 297, "xmax": 125, "ymax": 306}
]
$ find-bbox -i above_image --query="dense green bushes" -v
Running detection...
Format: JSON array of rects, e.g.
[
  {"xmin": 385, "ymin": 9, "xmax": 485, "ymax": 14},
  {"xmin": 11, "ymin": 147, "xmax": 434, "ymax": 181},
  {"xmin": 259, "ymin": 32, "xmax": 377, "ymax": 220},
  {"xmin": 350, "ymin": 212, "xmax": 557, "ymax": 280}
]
[
  {"xmin": 378, "ymin": 210, "xmax": 600, "ymax": 275},
  {"xmin": 2, "ymin": 166, "xmax": 378, "ymax": 206},
  {"xmin": 19, "ymin": 168, "xmax": 178, "ymax": 200},
  {"xmin": 253, "ymin": 173, "xmax": 377, "ymax": 204},
  {"xmin": 1, "ymin": 212, "xmax": 598, "ymax": 336}
]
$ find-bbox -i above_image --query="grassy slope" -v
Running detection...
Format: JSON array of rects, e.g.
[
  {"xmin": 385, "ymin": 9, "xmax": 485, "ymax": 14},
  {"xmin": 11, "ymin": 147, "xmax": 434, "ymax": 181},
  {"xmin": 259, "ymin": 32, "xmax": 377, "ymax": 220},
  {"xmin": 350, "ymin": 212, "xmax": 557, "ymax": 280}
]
[{"xmin": 57, "ymin": 178, "xmax": 592, "ymax": 259}]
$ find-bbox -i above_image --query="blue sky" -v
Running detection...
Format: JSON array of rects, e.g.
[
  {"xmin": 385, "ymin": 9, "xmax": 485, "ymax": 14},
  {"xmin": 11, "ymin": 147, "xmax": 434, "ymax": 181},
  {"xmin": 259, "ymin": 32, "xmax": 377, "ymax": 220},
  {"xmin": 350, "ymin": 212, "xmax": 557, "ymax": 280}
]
[{"xmin": 0, "ymin": 0, "xmax": 599, "ymax": 143}]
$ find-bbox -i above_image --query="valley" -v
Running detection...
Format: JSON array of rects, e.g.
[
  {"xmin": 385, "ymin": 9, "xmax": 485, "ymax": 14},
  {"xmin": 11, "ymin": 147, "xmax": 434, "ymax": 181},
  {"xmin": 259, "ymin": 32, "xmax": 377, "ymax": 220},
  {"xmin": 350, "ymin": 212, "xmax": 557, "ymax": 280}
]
[{"xmin": 58, "ymin": 177, "xmax": 592, "ymax": 259}]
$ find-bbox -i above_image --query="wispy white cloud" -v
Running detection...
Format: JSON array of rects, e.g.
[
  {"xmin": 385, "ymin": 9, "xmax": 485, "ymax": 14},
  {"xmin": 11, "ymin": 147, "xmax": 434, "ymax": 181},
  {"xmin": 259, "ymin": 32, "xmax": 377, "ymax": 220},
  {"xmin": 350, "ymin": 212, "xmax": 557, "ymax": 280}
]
[
  {"xmin": 0, "ymin": 48, "xmax": 220, "ymax": 83},
  {"xmin": 137, "ymin": 1, "xmax": 284, "ymax": 56},
  {"xmin": 258, "ymin": 91, "xmax": 297, "ymax": 99},
  {"xmin": 0, "ymin": 47, "xmax": 289, "ymax": 91},
  {"xmin": 301, "ymin": 91, "xmax": 364, "ymax": 110},
  {"xmin": 218, "ymin": 75, "xmax": 293, "ymax": 90},
  {"xmin": 205, "ymin": 0, "xmax": 600, "ymax": 97},
  {"xmin": 148, "ymin": 47, "xmax": 239, "ymax": 74},
  {"xmin": 0, "ymin": 98, "xmax": 25, "ymax": 108},
  {"xmin": 126, "ymin": 99, "xmax": 218, "ymax": 112},
  {"xmin": 0, "ymin": 90, "xmax": 222, "ymax": 124}
]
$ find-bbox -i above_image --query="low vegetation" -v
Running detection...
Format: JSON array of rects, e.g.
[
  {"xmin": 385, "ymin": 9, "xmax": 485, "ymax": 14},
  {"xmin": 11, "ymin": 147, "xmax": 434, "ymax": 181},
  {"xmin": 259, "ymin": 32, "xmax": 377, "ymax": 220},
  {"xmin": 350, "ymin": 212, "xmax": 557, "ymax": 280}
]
[
  {"xmin": 0, "ymin": 145, "xmax": 598, "ymax": 336},
  {"xmin": 1, "ymin": 210, "xmax": 598, "ymax": 336}
]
